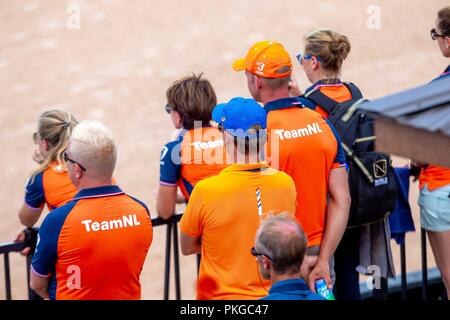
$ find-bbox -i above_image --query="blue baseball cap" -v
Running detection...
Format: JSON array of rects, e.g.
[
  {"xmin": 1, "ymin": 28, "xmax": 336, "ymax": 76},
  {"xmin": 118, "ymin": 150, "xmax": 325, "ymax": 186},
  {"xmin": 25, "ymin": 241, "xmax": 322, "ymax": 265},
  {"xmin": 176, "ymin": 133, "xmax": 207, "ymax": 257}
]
[{"xmin": 212, "ymin": 97, "xmax": 267, "ymax": 139}]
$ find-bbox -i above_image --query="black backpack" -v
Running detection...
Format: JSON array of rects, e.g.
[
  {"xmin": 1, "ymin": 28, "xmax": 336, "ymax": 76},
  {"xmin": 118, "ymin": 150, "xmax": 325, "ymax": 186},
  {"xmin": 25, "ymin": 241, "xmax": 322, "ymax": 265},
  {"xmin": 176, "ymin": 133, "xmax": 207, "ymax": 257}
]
[{"xmin": 303, "ymin": 83, "xmax": 398, "ymax": 228}]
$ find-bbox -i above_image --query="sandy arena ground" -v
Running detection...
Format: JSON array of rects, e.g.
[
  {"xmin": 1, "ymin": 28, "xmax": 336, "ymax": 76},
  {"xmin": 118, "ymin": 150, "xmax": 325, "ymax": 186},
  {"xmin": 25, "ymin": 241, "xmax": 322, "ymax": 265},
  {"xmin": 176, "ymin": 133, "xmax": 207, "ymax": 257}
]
[{"xmin": 0, "ymin": 0, "xmax": 448, "ymax": 299}]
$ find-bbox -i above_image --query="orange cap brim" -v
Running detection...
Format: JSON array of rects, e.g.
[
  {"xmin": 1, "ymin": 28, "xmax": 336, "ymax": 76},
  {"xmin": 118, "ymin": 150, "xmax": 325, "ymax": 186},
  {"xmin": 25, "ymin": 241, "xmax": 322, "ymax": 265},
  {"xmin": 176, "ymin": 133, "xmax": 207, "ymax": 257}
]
[{"xmin": 232, "ymin": 58, "xmax": 246, "ymax": 72}]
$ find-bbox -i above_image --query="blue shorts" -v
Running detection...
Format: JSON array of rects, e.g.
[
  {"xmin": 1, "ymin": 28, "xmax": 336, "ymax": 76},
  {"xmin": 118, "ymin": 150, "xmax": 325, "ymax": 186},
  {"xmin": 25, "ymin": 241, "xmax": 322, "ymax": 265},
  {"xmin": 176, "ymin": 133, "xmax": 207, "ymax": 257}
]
[{"xmin": 419, "ymin": 184, "xmax": 450, "ymax": 232}]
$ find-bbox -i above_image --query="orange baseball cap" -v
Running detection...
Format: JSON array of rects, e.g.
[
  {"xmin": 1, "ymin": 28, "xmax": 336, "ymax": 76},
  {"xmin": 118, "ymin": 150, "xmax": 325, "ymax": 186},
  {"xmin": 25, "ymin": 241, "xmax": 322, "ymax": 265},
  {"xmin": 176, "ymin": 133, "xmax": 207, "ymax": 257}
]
[{"xmin": 233, "ymin": 41, "xmax": 293, "ymax": 78}]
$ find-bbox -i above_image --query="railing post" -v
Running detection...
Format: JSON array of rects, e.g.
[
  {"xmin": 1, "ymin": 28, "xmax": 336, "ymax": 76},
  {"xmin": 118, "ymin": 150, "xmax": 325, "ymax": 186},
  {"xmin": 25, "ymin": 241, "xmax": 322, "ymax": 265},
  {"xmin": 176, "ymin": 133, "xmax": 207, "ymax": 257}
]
[
  {"xmin": 4, "ymin": 253, "xmax": 11, "ymax": 300},
  {"xmin": 196, "ymin": 254, "xmax": 201, "ymax": 274},
  {"xmin": 172, "ymin": 223, "xmax": 181, "ymax": 300},
  {"xmin": 24, "ymin": 227, "xmax": 40, "ymax": 300},
  {"xmin": 372, "ymin": 277, "xmax": 388, "ymax": 300},
  {"xmin": 421, "ymin": 228, "xmax": 428, "ymax": 300},
  {"xmin": 163, "ymin": 223, "xmax": 172, "ymax": 300},
  {"xmin": 400, "ymin": 242, "xmax": 407, "ymax": 300}
]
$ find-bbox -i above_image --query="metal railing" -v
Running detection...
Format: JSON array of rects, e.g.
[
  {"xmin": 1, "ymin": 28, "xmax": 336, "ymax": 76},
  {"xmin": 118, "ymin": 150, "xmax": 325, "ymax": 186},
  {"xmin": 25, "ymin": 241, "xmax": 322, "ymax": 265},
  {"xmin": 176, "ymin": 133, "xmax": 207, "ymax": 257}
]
[
  {"xmin": 360, "ymin": 227, "xmax": 445, "ymax": 300},
  {"xmin": 0, "ymin": 215, "xmax": 184, "ymax": 300},
  {"xmin": 0, "ymin": 227, "xmax": 39, "ymax": 300},
  {"xmin": 0, "ymin": 215, "xmax": 445, "ymax": 300}
]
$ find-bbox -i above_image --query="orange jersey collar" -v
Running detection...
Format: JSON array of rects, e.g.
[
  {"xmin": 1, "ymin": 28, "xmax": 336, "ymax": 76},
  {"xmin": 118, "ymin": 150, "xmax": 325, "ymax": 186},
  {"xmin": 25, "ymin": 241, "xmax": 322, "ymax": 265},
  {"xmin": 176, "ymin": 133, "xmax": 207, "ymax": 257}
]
[
  {"xmin": 222, "ymin": 161, "xmax": 270, "ymax": 173},
  {"xmin": 72, "ymin": 185, "xmax": 123, "ymax": 201}
]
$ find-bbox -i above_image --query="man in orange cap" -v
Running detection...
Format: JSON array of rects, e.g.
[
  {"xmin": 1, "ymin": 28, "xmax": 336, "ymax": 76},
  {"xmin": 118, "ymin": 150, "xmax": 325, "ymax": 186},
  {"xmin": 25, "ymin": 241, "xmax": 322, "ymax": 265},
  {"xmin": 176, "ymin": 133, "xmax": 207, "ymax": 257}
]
[{"xmin": 233, "ymin": 40, "xmax": 351, "ymax": 294}]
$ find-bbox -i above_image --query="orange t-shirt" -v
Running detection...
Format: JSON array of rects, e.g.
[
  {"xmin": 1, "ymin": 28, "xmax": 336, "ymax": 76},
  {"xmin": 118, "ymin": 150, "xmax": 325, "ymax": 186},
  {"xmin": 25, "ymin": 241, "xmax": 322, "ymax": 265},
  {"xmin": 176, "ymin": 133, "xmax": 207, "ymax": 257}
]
[
  {"xmin": 418, "ymin": 69, "xmax": 450, "ymax": 191},
  {"xmin": 179, "ymin": 162, "xmax": 296, "ymax": 300},
  {"xmin": 264, "ymin": 97, "xmax": 346, "ymax": 247},
  {"xmin": 419, "ymin": 165, "xmax": 450, "ymax": 191}
]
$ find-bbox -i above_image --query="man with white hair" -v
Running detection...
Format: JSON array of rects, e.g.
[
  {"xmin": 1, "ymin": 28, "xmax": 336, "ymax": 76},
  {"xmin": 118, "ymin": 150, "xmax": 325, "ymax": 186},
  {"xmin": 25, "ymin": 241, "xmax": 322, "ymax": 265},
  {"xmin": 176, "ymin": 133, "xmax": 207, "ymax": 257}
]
[{"xmin": 30, "ymin": 120, "xmax": 153, "ymax": 300}]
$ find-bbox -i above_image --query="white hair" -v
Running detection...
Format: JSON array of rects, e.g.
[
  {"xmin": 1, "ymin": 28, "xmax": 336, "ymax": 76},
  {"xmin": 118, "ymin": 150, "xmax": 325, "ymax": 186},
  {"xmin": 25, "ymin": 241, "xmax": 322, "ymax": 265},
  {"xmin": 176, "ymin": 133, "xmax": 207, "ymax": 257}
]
[{"xmin": 68, "ymin": 120, "xmax": 117, "ymax": 179}]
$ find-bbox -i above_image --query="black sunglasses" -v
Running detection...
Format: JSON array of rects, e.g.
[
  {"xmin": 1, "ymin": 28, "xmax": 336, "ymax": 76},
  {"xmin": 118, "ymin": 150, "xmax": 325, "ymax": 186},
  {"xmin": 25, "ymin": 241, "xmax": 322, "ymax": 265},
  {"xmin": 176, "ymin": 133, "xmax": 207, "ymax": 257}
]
[
  {"xmin": 431, "ymin": 28, "xmax": 446, "ymax": 40},
  {"xmin": 63, "ymin": 151, "xmax": 86, "ymax": 171},
  {"xmin": 165, "ymin": 104, "xmax": 174, "ymax": 114},
  {"xmin": 250, "ymin": 246, "xmax": 275, "ymax": 262}
]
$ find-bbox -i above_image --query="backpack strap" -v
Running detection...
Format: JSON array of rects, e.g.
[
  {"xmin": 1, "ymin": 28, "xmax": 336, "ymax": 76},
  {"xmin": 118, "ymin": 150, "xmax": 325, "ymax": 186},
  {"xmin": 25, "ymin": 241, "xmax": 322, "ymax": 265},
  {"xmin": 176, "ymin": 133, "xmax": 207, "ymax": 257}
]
[
  {"xmin": 296, "ymin": 96, "xmax": 317, "ymax": 110},
  {"xmin": 303, "ymin": 82, "xmax": 363, "ymax": 114},
  {"xmin": 303, "ymin": 88, "xmax": 339, "ymax": 114},
  {"xmin": 343, "ymin": 82, "xmax": 363, "ymax": 100},
  {"xmin": 341, "ymin": 143, "xmax": 374, "ymax": 183}
]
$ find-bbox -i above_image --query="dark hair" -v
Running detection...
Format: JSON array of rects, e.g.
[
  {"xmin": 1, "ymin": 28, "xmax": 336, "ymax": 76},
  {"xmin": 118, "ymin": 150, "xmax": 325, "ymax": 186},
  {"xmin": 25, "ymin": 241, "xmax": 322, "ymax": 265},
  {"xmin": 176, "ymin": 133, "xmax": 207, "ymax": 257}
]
[
  {"xmin": 232, "ymin": 125, "xmax": 266, "ymax": 156},
  {"xmin": 166, "ymin": 73, "xmax": 217, "ymax": 130},
  {"xmin": 438, "ymin": 6, "xmax": 450, "ymax": 36}
]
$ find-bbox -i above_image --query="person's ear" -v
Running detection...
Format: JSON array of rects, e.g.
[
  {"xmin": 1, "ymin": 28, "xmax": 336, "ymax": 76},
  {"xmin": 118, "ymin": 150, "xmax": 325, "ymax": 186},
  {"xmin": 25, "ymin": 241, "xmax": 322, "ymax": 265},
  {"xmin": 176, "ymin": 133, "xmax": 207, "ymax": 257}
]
[
  {"xmin": 446, "ymin": 37, "xmax": 450, "ymax": 49},
  {"xmin": 254, "ymin": 75, "xmax": 263, "ymax": 89},
  {"xmin": 311, "ymin": 56, "xmax": 320, "ymax": 71},
  {"xmin": 172, "ymin": 110, "xmax": 182, "ymax": 128},
  {"xmin": 262, "ymin": 256, "xmax": 271, "ymax": 271},
  {"xmin": 75, "ymin": 164, "xmax": 83, "ymax": 179},
  {"xmin": 40, "ymin": 139, "xmax": 50, "ymax": 152}
]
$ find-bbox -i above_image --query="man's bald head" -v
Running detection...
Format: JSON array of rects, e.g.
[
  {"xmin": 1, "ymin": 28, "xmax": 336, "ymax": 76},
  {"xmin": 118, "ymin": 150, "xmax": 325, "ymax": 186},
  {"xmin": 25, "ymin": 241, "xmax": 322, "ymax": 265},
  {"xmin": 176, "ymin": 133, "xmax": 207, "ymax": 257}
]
[{"xmin": 255, "ymin": 213, "xmax": 307, "ymax": 275}]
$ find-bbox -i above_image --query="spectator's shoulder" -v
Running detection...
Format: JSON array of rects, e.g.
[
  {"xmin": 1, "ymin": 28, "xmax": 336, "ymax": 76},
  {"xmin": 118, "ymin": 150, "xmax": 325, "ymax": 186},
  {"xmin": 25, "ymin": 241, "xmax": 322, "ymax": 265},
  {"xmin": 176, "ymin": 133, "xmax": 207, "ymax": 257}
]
[
  {"xmin": 306, "ymin": 292, "xmax": 326, "ymax": 300},
  {"xmin": 297, "ymin": 96, "xmax": 317, "ymax": 110},
  {"xmin": 270, "ymin": 169, "xmax": 296, "ymax": 185},
  {"xmin": 161, "ymin": 139, "xmax": 180, "ymax": 158},
  {"xmin": 193, "ymin": 174, "xmax": 219, "ymax": 191},
  {"xmin": 126, "ymin": 194, "xmax": 150, "ymax": 216},
  {"xmin": 259, "ymin": 293, "xmax": 287, "ymax": 300},
  {"xmin": 39, "ymin": 200, "xmax": 79, "ymax": 233},
  {"xmin": 163, "ymin": 138, "xmax": 181, "ymax": 150}
]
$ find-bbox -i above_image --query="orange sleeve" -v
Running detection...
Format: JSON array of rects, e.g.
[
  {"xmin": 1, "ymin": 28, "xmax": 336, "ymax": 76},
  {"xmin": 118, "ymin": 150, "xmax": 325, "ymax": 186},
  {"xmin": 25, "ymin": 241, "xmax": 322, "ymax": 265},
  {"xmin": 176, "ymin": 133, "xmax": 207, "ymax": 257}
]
[
  {"xmin": 179, "ymin": 185, "xmax": 206, "ymax": 238},
  {"xmin": 286, "ymin": 175, "xmax": 297, "ymax": 215},
  {"xmin": 331, "ymin": 162, "xmax": 346, "ymax": 169}
]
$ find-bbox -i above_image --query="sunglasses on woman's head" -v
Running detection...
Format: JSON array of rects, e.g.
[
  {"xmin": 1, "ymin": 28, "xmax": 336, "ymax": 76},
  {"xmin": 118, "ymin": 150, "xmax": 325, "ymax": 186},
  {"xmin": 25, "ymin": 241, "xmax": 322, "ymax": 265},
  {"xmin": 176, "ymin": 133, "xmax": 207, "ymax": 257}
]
[{"xmin": 296, "ymin": 53, "xmax": 322, "ymax": 66}]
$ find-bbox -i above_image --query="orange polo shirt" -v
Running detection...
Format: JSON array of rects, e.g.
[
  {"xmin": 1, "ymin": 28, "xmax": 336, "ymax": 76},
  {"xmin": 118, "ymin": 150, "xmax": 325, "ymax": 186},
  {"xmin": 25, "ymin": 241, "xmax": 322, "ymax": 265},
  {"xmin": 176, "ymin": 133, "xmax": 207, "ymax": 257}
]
[
  {"xmin": 25, "ymin": 164, "xmax": 77, "ymax": 211},
  {"xmin": 31, "ymin": 185, "xmax": 153, "ymax": 300},
  {"xmin": 265, "ymin": 97, "xmax": 346, "ymax": 247},
  {"xmin": 179, "ymin": 162, "xmax": 296, "ymax": 300},
  {"xmin": 160, "ymin": 127, "xmax": 228, "ymax": 200}
]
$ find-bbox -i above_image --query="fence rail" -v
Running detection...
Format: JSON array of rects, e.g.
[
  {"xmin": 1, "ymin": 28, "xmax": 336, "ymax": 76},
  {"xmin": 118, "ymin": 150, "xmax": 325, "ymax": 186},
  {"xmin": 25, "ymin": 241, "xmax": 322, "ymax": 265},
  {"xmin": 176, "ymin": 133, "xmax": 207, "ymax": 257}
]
[{"xmin": 0, "ymin": 215, "xmax": 445, "ymax": 300}]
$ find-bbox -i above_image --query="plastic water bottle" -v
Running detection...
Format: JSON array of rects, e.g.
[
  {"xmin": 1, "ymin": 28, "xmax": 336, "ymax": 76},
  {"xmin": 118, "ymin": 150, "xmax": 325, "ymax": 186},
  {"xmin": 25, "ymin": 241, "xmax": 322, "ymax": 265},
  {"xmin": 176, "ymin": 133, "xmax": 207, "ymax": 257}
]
[{"xmin": 315, "ymin": 279, "xmax": 335, "ymax": 300}]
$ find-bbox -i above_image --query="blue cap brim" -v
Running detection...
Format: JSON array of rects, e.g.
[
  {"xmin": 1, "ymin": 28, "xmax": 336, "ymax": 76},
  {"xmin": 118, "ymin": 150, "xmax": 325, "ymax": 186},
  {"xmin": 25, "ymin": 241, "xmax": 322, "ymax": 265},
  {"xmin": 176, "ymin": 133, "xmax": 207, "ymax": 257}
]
[{"xmin": 212, "ymin": 103, "xmax": 226, "ymax": 125}]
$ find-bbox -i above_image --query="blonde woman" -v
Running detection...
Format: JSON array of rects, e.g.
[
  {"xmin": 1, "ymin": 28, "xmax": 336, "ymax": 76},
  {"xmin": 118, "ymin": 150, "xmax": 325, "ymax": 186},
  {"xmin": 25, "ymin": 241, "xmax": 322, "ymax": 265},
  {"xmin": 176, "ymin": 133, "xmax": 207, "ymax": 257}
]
[
  {"xmin": 18, "ymin": 110, "xmax": 78, "ymax": 228},
  {"xmin": 293, "ymin": 29, "xmax": 363, "ymax": 300}
]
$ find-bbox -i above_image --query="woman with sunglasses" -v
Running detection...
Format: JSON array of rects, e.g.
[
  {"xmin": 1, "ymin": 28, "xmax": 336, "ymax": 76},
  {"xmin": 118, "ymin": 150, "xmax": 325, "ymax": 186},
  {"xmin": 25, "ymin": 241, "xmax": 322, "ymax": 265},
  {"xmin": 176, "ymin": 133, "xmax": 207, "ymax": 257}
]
[
  {"xmin": 292, "ymin": 29, "xmax": 355, "ymax": 117},
  {"xmin": 414, "ymin": 6, "xmax": 450, "ymax": 299},
  {"xmin": 17, "ymin": 110, "xmax": 79, "ymax": 228},
  {"xmin": 157, "ymin": 73, "xmax": 228, "ymax": 219},
  {"xmin": 430, "ymin": 8, "xmax": 450, "ymax": 79},
  {"xmin": 292, "ymin": 29, "xmax": 365, "ymax": 300}
]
